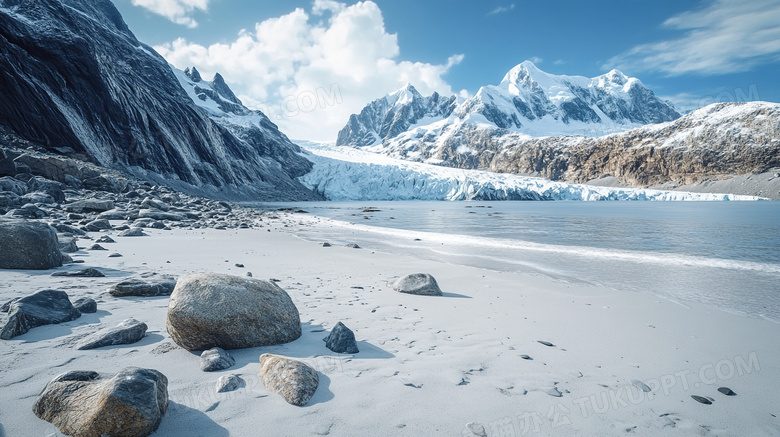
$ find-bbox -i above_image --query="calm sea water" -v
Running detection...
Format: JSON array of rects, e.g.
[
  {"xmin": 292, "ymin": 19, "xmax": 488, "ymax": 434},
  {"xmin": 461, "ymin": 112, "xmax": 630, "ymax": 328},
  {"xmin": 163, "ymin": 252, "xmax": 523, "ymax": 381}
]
[{"xmin": 259, "ymin": 201, "xmax": 780, "ymax": 322}]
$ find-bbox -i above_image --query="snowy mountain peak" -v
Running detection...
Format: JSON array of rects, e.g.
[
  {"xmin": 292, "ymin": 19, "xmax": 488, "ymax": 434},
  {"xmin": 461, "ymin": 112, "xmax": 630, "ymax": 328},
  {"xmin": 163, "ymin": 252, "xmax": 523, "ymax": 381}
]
[
  {"xmin": 385, "ymin": 83, "xmax": 423, "ymax": 106},
  {"xmin": 184, "ymin": 66, "xmax": 202, "ymax": 82},
  {"xmin": 501, "ymin": 60, "xmax": 549, "ymax": 86},
  {"xmin": 211, "ymin": 72, "xmax": 241, "ymax": 105}
]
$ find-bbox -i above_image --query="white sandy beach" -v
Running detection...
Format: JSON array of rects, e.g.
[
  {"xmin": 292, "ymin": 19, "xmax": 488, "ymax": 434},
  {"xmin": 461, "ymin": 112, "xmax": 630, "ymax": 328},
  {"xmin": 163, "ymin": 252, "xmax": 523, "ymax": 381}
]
[{"xmin": 1, "ymin": 212, "xmax": 779, "ymax": 437}]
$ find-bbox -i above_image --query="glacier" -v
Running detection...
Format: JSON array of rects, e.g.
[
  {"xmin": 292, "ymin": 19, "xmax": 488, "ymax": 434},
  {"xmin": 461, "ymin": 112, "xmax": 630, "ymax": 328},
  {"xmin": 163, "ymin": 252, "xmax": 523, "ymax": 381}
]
[{"xmin": 296, "ymin": 142, "xmax": 764, "ymax": 201}]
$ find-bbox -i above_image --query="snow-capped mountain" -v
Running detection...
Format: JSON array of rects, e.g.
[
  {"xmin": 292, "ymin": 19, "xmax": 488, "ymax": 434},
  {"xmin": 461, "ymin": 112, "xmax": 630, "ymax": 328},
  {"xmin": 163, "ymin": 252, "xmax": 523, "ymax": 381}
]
[
  {"xmin": 336, "ymin": 61, "xmax": 680, "ymax": 150},
  {"xmin": 337, "ymin": 84, "xmax": 458, "ymax": 148},
  {"xmin": 0, "ymin": 0, "xmax": 318, "ymax": 200}
]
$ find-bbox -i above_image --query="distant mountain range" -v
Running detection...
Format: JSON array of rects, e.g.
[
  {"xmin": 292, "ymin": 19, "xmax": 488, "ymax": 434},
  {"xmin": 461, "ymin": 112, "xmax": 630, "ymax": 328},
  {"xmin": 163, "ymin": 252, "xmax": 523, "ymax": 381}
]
[
  {"xmin": 0, "ymin": 0, "xmax": 319, "ymax": 200},
  {"xmin": 336, "ymin": 63, "xmax": 780, "ymax": 198},
  {"xmin": 337, "ymin": 61, "xmax": 680, "ymax": 150}
]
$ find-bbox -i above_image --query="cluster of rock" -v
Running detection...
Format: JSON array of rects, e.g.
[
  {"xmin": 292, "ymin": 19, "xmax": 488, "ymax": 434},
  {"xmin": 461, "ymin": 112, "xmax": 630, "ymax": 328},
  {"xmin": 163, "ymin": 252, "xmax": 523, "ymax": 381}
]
[
  {"xmin": 0, "ymin": 169, "xmax": 448, "ymax": 435},
  {"xmin": 1, "ymin": 141, "xmax": 287, "ymax": 240}
]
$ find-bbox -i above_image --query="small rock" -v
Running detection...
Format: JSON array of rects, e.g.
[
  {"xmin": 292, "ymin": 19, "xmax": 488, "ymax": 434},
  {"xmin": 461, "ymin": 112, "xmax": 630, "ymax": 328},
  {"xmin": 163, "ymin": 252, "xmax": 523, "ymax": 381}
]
[
  {"xmin": 200, "ymin": 347, "xmax": 236, "ymax": 372},
  {"xmin": 345, "ymin": 243, "xmax": 360, "ymax": 249},
  {"xmin": 234, "ymin": 263, "xmax": 244, "ymax": 268},
  {"xmin": 96, "ymin": 235, "xmax": 115, "ymax": 243},
  {"xmin": 246, "ymin": 272, "xmax": 253, "ymax": 277},
  {"xmin": 88, "ymin": 244, "xmax": 107, "ymax": 251},
  {"xmin": 537, "ymin": 341, "xmax": 555, "ymax": 347},
  {"xmin": 691, "ymin": 395, "xmax": 713, "ymax": 405},
  {"xmin": 77, "ymin": 318, "xmax": 147, "ymax": 350},
  {"xmin": 465, "ymin": 422, "xmax": 488, "ymax": 437},
  {"xmin": 216, "ymin": 374, "xmax": 243, "ymax": 393},
  {"xmin": 72, "ymin": 297, "xmax": 97, "ymax": 314},
  {"xmin": 259, "ymin": 354, "xmax": 319, "ymax": 406},
  {"xmin": 108, "ymin": 252, "xmax": 122, "ymax": 258},
  {"xmin": 324, "ymin": 321, "xmax": 359, "ymax": 354},
  {"xmin": 120, "ymin": 227, "xmax": 145, "ymax": 237},
  {"xmin": 33, "ymin": 367, "xmax": 167, "ymax": 437},
  {"xmin": 389, "ymin": 273, "xmax": 443, "ymax": 296},
  {"xmin": 321, "ymin": 242, "xmax": 331, "ymax": 247},
  {"xmin": 51, "ymin": 268, "xmax": 105, "ymax": 277},
  {"xmin": 62, "ymin": 199, "xmax": 115, "ymax": 213},
  {"xmin": 520, "ymin": 354, "xmax": 532, "ymax": 360},
  {"xmin": 0, "ymin": 289, "xmax": 81, "ymax": 339},
  {"xmin": 109, "ymin": 278, "xmax": 177, "ymax": 297},
  {"xmin": 718, "ymin": 387, "xmax": 736, "ymax": 396},
  {"xmin": 58, "ymin": 236, "xmax": 79, "ymax": 253},
  {"xmin": 84, "ymin": 219, "xmax": 112, "ymax": 232}
]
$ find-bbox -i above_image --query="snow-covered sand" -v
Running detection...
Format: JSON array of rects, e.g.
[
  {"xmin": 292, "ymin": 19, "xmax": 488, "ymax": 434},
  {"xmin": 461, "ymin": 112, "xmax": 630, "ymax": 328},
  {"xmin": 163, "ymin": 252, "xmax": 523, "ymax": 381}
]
[{"xmin": 1, "ymin": 213, "xmax": 778, "ymax": 436}]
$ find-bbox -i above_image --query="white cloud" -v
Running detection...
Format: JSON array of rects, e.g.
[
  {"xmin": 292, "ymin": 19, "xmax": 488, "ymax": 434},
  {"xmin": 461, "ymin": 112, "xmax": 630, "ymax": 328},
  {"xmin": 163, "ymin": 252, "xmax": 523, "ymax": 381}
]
[
  {"xmin": 155, "ymin": 1, "xmax": 463, "ymax": 141},
  {"xmin": 529, "ymin": 56, "xmax": 543, "ymax": 64},
  {"xmin": 131, "ymin": 0, "xmax": 209, "ymax": 28},
  {"xmin": 488, "ymin": 4, "xmax": 515, "ymax": 15},
  {"xmin": 606, "ymin": 0, "xmax": 780, "ymax": 76}
]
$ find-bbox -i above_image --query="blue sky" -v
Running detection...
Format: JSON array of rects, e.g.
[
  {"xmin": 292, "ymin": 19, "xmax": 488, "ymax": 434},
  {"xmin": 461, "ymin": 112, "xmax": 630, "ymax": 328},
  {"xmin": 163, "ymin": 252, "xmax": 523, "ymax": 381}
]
[{"xmin": 114, "ymin": 0, "xmax": 780, "ymax": 141}]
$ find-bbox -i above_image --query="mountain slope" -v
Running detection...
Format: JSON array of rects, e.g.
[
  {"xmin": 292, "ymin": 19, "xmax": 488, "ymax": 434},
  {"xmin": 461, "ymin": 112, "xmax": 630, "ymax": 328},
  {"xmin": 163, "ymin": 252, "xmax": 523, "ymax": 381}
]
[
  {"xmin": 336, "ymin": 84, "xmax": 458, "ymax": 149},
  {"xmin": 0, "ymin": 0, "xmax": 318, "ymax": 200}
]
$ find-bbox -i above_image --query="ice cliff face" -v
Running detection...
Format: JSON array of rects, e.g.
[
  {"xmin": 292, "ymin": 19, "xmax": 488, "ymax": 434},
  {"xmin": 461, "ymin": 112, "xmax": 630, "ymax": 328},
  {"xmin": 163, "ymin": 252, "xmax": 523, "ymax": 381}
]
[
  {"xmin": 0, "ymin": 0, "xmax": 319, "ymax": 200},
  {"xmin": 297, "ymin": 142, "xmax": 761, "ymax": 202}
]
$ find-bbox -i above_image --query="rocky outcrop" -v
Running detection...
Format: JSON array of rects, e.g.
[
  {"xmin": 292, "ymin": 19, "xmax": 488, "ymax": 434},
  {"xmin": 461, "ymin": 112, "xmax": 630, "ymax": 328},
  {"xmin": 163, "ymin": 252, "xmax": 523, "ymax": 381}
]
[
  {"xmin": 0, "ymin": 0, "xmax": 319, "ymax": 201},
  {"xmin": 0, "ymin": 289, "xmax": 81, "ymax": 340},
  {"xmin": 166, "ymin": 273, "xmax": 301, "ymax": 351},
  {"xmin": 259, "ymin": 354, "xmax": 319, "ymax": 406},
  {"xmin": 0, "ymin": 217, "xmax": 62, "ymax": 270},
  {"xmin": 33, "ymin": 367, "xmax": 168, "ymax": 437}
]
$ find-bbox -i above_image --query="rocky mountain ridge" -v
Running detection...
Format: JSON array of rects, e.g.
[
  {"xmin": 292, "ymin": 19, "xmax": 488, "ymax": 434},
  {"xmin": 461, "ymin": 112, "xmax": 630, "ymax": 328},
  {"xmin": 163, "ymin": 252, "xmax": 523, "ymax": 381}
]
[{"xmin": 0, "ymin": 0, "xmax": 319, "ymax": 200}]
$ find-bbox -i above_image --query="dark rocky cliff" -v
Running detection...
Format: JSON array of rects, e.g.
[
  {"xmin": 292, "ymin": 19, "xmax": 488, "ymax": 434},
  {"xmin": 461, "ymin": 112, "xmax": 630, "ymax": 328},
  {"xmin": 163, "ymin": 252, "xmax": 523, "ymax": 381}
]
[{"xmin": 0, "ymin": 0, "xmax": 319, "ymax": 200}]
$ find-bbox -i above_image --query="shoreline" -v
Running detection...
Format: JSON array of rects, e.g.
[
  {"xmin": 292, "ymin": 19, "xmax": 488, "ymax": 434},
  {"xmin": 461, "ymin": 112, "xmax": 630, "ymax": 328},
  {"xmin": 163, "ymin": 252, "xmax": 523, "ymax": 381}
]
[{"xmin": 1, "ymin": 213, "xmax": 779, "ymax": 436}]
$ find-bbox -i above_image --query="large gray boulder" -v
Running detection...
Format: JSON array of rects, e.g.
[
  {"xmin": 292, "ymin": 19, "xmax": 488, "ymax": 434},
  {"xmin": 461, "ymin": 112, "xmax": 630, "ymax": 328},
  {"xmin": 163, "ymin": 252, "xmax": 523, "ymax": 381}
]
[
  {"xmin": 0, "ymin": 217, "xmax": 62, "ymax": 269},
  {"xmin": 259, "ymin": 354, "xmax": 319, "ymax": 406},
  {"xmin": 76, "ymin": 318, "xmax": 148, "ymax": 350},
  {"xmin": 166, "ymin": 273, "xmax": 301, "ymax": 351},
  {"xmin": 389, "ymin": 273, "xmax": 443, "ymax": 296},
  {"xmin": 109, "ymin": 278, "xmax": 177, "ymax": 297},
  {"xmin": 33, "ymin": 367, "xmax": 168, "ymax": 437},
  {"xmin": 0, "ymin": 289, "xmax": 81, "ymax": 339}
]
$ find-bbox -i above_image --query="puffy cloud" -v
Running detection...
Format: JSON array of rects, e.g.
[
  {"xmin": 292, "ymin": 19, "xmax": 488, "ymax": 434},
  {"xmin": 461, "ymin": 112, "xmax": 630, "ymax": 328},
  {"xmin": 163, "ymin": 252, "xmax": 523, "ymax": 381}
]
[
  {"xmin": 131, "ymin": 0, "xmax": 209, "ymax": 28},
  {"xmin": 155, "ymin": 1, "xmax": 463, "ymax": 141},
  {"xmin": 607, "ymin": 0, "xmax": 780, "ymax": 76}
]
